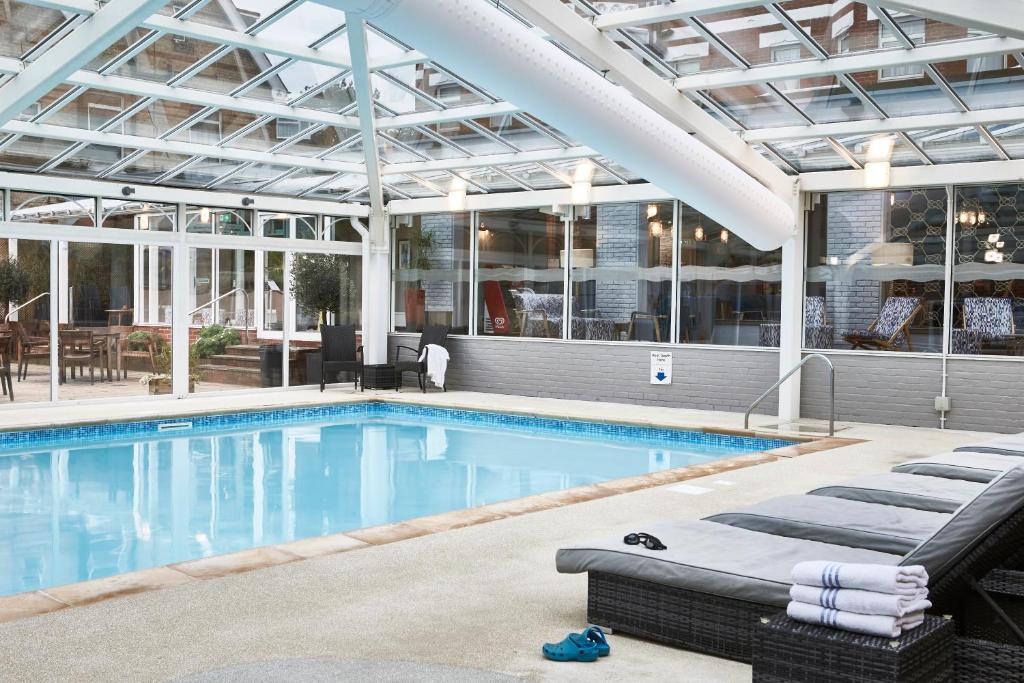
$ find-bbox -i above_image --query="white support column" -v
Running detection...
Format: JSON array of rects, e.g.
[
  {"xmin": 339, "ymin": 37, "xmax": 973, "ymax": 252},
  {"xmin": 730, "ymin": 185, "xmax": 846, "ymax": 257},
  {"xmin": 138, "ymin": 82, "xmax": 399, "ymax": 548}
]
[
  {"xmin": 172, "ymin": 204, "xmax": 190, "ymax": 397},
  {"xmin": 776, "ymin": 186, "xmax": 806, "ymax": 425},
  {"xmin": 48, "ymin": 239, "xmax": 59, "ymax": 402},
  {"xmin": 0, "ymin": 0, "xmax": 175, "ymax": 128},
  {"xmin": 347, "ymin": 20, "xmax": 390, "ymax": 365}
]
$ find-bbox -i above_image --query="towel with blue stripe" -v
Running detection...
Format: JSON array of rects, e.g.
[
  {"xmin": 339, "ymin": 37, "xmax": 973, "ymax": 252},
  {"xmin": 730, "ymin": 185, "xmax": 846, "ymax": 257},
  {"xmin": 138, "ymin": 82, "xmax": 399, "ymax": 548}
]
[{"xmin": 786, "ymin": 562, "xmax": 929, "ymax": 638}]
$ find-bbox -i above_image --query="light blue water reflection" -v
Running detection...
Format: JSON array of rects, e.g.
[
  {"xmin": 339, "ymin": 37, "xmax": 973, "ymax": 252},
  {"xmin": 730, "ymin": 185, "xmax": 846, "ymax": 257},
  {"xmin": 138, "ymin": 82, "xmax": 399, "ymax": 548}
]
[{"xmin": 0, "ymin": 415, "xmax": 750, "ymax": 596}]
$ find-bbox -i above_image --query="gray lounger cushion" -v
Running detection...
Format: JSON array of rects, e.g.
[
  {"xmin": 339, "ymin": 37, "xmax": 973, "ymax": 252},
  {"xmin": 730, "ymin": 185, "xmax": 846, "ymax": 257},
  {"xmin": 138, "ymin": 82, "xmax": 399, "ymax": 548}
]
[
  {"xmin": 809, "ymin": 472, "xmax": 985, "ymax": 513},
  {"xmin": 893, "ymin": 452, "xmax": 1022, "ymax": 483},
  {"xmin": 705, "ymin": 495, "xmax": 949, "ymax": 555},
  {"xmin": 902, "ymin": 464, "xmax": 1024, "ymax": 577},
  {"xmin": 954, "ymin": 432, "xmax": 1024, "ymax": 457},
  {"xmin": 556, "ymin": 520, "xmax": 902, "ymax": 606}
]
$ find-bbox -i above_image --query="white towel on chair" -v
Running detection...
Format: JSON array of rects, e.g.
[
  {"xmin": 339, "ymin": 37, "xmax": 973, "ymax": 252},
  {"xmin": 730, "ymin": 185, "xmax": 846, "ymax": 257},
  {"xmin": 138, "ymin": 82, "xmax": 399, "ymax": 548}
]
[
  {"xmin": 418, "ymin": 344, "xmax": 450, "ymax": 388},
  {"xmin": 792, "ymin": 562, "xmax": 928, "ymax": 595},
  {"xmin": 787, "ymin": 601, "xmax": 905, "ymax": 638},
  {"xmin": 790, "ymin": 584, "xmax": 931, "ymax": 617}
]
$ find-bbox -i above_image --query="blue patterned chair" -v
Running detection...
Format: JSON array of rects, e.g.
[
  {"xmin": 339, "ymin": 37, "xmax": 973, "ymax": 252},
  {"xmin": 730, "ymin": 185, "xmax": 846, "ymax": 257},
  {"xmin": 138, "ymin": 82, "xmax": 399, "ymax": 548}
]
[
  {"xmin": 842, "ymin": 296, "xmax": 922, "ymax": 351},
  {"xmin": 952, "ymin": 297, "xmax": 1016, "ymax": 355},
  {"xmin": 758, "ymin": 296, "xmax": 833, "ymax": 349},
  {"xmin": 510, "ymin": 289, "xmax": 615, "ymax": 340}
]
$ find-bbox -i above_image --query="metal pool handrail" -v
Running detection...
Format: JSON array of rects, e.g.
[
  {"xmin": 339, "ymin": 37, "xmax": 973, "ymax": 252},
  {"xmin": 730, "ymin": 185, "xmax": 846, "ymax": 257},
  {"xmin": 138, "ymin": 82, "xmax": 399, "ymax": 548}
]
[
  {"xmin": 4, "ymin": 292, "xmax": 49, "ymax": 322},
  {"xmin": 188, "ymin": 287, "xmax": 250, "ymax": 343},
  {"xmin": 744, "ymin": 353, "xmax": 835, "ymax": 437}
]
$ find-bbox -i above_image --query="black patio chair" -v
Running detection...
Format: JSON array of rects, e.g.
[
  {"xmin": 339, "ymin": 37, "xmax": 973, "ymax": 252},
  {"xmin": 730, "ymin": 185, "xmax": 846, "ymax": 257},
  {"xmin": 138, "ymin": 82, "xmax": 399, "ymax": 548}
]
[
  {"xmin": 319, "ymin": 324, "xmax": 363, "ymax": 392},
  {"xmin": 394, "ymin": 324, "xmax": 449, "ymax": 393}
]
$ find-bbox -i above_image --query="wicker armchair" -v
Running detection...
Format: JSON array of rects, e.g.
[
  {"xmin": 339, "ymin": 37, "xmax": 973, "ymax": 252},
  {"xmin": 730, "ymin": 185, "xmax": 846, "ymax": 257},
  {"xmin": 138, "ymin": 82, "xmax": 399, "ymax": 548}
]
[{"xmin": 394, "ymin": 324, "xmax": 449, "ymax": 392}]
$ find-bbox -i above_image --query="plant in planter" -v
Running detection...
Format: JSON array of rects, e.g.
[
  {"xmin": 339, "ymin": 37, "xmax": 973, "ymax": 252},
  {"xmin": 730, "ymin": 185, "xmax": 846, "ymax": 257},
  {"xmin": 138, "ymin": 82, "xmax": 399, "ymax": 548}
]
[
  {"xmin": 290, "ymin": 254, "xmax": 354, "ymax": 326},
  {"xmin": 0, "ymin": 257, "xmax": 32, "ymax": 322},
  {"xmin": 139, "ymin": 345, "xmax": 202, "ymax": 394},
  {"xmin": 194, "ymin": 324, "xmax": 241, "ymax": 358},
  {"xmin": 400, "ymin": 227, "xmax": 436, "ymax": 330}
]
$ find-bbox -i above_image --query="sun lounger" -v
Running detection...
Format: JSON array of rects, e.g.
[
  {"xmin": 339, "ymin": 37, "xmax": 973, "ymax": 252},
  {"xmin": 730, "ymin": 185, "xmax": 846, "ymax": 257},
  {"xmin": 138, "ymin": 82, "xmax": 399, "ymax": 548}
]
[
  {"xmin": 954, "ymin": 432, "xmax": 1024, "ymax": 457},
  {"xmin": 557, "ymin": 464, "xmax": 1024, "ymax": 662},
  {"xmin": 705, "ymin": 495, "xmax": 949, "ymax": 555},
  {"xmin": 893, "ymin": 452, "xmax": 1022, "ymax": 483},
  {"xmin": 808, "ymin": 472, "xmax": 985, "ymax": 513}
]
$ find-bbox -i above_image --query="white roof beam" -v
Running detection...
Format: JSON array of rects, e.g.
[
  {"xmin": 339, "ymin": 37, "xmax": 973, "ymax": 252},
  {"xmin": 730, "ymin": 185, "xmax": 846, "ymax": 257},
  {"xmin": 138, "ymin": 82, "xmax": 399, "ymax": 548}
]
[
  {"xmin": 744, "ymin": 105, "xmax": 1024, "ymax": 142},
  {"xmin": 346, "ymin": 21, "xmax": 386, "ymax": 223},
  {"xmin": 0, "ymin": 0, "xmax": 174, "ymax": 128},
  {"xmin": 1, "ymin": 120, "xmax": 365, "ymax": 175},
  {"xmin": 802, "ymin": 158, "xmax": 1024, "ymax": 192},
  {"xmin": 0, "ymin": 57, "xmax": 361, "ymax": 130},
  {"xmin": 382, "ymin": 146, "xmax": 598, "ymax": 176},
  {"xmin": 675, "ymin": 35, "xmax": 1024, "ymax": 90},
  {"xmin": 501, "ymin": 0, "xmax": 790, "ymax": 196},
  {"xmin": 20, "ymin": 0, "xmax": 424, "ymax": 72},
  {"xmin": 593, "ymin": 1, "xmax": 769, "ymax": 31},
  {"xmin": 865, "ymin": 0, "xmax": 1024, "ymax": 42},
  {"xmin": 376, "ymin": 102, "xmax": 521, "ymax": 129}
]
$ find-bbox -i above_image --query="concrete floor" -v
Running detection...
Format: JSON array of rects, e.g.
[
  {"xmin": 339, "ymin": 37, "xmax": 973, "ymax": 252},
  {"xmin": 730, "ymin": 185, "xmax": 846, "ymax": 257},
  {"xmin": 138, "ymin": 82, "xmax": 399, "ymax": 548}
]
[{"xmin": 0, "ymin": 390, "xmax": 992, "ymax": 682}]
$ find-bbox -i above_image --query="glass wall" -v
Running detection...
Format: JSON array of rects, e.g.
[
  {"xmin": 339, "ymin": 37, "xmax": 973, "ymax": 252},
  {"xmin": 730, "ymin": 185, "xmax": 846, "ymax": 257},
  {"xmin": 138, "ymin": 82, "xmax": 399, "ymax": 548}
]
[
  {"xmin": 952, "ymin": 184, "xmax": 1024, "ymax": 355},
  {"xmin": 477, "ymin": 208, "xmax": 566, "ymax": 338},
  {"xmin": 392, "ymin": 212, "xmax": 470, "ymax": 334},
  {"xmin": 805, "ymin": 188, "xmax": 948, "ymax": 352},
  {"xmin": 571, "ymin": 202, "xmax": 673, "ymax": 342},
  {"xmin": 0, "ymin": 238, "xmax": 50, "ymax": 404},
  {"xmin": 679, "ymin": 204, "xmax": 782, "ymax": 346}
]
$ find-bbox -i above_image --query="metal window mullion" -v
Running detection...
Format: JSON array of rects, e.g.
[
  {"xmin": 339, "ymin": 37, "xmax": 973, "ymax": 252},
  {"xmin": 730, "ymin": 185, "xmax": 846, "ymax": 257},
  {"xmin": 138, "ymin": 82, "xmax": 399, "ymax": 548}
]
[
  {"xmin": 942, "ymin": 185, "xmax": 956, "ymax": 358},
  {"xmin": 155, "ymin": 156, "xmax": 207, "ymax": 186},
  {"xmin": 670, "ymin": 199, "xmax": 680, "ymax": 344},
  {"xmin": 563, "ymin": 208, "xmax": 572, "ymax": 341},
  {"xmin": 282, "ymin": 250, "xmax": 293, "ymax": 388},
  {"xmin": 172, "ymin": 202, "xmax": 190, "ymax": 396},
  {"xmin": 49, "ymin": 237, "xmax": 59, "ymax": 402},
  {"xmin": 469, "ymin": 210, "xmax": 478, "ymax": 336}
]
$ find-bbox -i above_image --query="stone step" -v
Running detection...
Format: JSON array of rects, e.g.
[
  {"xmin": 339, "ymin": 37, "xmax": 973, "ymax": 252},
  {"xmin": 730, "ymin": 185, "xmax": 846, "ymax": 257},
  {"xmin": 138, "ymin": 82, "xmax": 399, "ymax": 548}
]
[
  {"xmin": 224, "ymin": 344, "xmax": 264, "ymax": 358},
  {"xmin": 196, "ymin": 365, "xmax": 262, "ymax": 387},
  {"xmin": 203, "ymin": 353, "xmax": 261, "ymax": 369}
]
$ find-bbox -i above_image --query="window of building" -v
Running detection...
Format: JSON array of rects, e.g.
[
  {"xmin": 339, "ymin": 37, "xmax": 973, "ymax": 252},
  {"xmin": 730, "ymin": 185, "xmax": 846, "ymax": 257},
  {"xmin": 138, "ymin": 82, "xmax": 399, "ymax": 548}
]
[
  {"xmin": 275, "ymin": 118, "xmax": 314, "ymax": 141},
  {"xmin": 879, "ymin": 17, "xmax": 925, "ymax": 80},
  {"xmin": 805, "ymin": 188, "xmax": 948, "ymax": 352},
  {"xmin": 393, "ymin": 213, "xmax": 471, "ymax": 334}
]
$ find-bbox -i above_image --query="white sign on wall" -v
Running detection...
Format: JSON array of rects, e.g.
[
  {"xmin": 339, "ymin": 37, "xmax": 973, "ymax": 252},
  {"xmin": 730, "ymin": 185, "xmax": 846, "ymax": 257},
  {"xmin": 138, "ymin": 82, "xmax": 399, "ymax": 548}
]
[{"xmin": 650, "ymin": 351, "xmax": 672, "ymax": 385}]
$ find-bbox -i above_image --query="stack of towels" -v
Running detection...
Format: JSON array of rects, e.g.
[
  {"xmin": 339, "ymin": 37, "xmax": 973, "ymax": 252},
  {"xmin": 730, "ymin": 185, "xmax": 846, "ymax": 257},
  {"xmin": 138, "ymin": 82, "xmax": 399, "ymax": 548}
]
[{"xmin": 787, "ymin": 561, "xmax": 931, "ymax": 638}]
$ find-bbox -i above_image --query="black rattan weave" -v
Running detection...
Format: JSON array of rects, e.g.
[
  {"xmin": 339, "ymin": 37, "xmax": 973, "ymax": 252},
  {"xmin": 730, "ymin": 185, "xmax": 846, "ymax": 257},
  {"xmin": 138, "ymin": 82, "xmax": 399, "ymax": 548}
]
[
  {"xmin": 752, "ymin": 614, "xmax": 954, "ymax": 683},
  {"xmin": 955, "ymin": 637, "xmax": 1024, "ymax": 682},
  {"xmin": 961, "ymin": 568, "xmax": 1024, "ymax": 644},
  {"xmin": 585, "ymin": 506, "xmax": 1024, "ymax": 664}
]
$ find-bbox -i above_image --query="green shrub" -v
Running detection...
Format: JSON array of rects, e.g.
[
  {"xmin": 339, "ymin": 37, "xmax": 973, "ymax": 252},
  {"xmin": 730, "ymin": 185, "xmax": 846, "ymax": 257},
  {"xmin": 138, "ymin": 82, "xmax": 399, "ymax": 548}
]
[
  {"xmin": 125, "ymin": 331, "xmax": 162, "ymax": 351},
  {"xmin": 193, "ymin": 324, "xmax": 241, "ymax": 358}
]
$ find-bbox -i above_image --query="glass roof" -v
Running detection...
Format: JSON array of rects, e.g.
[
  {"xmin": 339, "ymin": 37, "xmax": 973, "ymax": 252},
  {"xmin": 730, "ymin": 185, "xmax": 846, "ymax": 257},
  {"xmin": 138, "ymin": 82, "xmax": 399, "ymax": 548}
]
[{"xmin": 0, "ymin": 0, "xmax": 1017, "ymax": 202}]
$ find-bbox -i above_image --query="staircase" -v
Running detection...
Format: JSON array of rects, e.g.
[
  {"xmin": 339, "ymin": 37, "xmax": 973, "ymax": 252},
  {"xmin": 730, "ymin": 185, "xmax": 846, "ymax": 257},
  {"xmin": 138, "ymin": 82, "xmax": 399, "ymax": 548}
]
[{"xmin": 198, "ymin": 344, "xmax": 263, "ymax": 387}]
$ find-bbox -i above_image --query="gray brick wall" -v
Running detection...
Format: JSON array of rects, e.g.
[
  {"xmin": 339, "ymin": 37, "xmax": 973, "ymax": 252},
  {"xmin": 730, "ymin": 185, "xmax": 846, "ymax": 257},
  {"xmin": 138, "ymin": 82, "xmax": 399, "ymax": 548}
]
[
  {"xmin": 595, "ymin": 203, "xmax": 641, "ymax": 325},
  {"xmin": 826, "ymin": 192, "xmax": 884, "ymax": 334},
  {"xmin": 389, "ymin": 334, "xmax": 781, "ymax": 414},
  {"xmin": 945, "ymin": 359, "xmax": 1024, "ymax": 433},
  {"xmin": 421, "ymin": 213, "xmax": 454, "ymax": 313}
]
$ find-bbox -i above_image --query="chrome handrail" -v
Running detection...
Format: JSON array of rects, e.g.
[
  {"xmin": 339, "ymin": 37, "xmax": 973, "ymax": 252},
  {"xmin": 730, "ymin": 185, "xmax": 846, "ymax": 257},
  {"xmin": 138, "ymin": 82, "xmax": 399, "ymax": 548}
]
[
  {"xmin": 188, "ymin": 287, "xmax": 250, "ymax": 343},
  {"xmin": 4, "ymin": 292, "xmax": 49, "ymax": 322},
  {"xmin": 744, "ymin": 353, "xmax": 835, "ymax": 436}
]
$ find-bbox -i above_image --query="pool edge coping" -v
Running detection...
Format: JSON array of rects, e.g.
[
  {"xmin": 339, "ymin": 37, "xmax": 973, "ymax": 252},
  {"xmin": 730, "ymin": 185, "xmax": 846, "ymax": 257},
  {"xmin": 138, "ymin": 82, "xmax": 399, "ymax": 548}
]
[{"xmin": 0, "ymin": 428, "xmax": 861, "ymax": 625}]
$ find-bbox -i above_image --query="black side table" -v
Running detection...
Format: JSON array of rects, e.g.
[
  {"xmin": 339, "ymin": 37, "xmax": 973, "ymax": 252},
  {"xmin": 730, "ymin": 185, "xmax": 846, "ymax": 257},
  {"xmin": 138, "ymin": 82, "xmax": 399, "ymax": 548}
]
[
  {"xmin": 752, "ymin": 613, "xmax": 954, "ymax": 683},
  {"xmin": 362, "ymin": 363, "xmax": 397, "ymax": 390}
]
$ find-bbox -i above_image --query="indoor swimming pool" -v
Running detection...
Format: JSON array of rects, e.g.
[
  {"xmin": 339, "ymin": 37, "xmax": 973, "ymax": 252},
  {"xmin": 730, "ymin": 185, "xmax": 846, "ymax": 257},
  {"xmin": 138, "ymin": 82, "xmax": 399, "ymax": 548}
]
[{"xmin": 0, "ymin": 403, "xmax": 792, "ymax": 596}]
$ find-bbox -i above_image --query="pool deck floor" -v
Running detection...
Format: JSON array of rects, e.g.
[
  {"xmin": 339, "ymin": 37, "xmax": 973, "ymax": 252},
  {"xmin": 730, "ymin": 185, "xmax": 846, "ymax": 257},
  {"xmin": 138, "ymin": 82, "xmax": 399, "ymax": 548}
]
[{"xmin": 0, "ymin": 389, "xmax": 994, "ymax": 682}]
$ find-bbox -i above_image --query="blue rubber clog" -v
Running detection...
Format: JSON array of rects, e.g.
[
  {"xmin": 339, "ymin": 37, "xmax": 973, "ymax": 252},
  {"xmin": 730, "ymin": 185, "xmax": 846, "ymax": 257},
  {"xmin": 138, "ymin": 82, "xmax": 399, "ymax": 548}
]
[
  {"xmin": 582, "ymin": 625, "xmax": 610, "ymax": 657},
  {"xmin": 542, "ymin": 633, "xmax": 600, "ymax": 662}
]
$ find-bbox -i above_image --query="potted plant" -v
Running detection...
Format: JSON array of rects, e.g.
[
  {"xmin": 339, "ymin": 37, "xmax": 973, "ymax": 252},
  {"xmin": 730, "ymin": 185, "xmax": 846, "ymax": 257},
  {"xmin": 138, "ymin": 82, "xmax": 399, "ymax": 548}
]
[
  {"xmin": 290, "ymin": 254, "xmax": 353, "ymax": 327},
  {"xmin": 402, "ymin": 228, "xmax": 435, "ymax": 330},
  {"xmin": 0, "ymin": 256, "xmax": 32, "ymax": 322},
  {"xmin": 194, "ymin": 324, "xmax": 241, "ymax": 358},
  {"xmin": 139, "ymin": 345, "xmax": 202, "ymax": 394}
]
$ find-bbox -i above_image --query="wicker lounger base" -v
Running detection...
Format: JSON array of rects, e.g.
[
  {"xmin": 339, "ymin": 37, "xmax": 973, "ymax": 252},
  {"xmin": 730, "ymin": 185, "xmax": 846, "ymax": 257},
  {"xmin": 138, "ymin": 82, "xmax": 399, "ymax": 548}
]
[
  {"xmin": 955, "ymin": 637, "xmax": 1024, "ymax": 682},
  {"xmin": 587, "ymin": 571, "xmax": 774, "ymax": 662},
  {"xmin": 753, "ymin": 614, "xmax": 954, "ymax": 683}
]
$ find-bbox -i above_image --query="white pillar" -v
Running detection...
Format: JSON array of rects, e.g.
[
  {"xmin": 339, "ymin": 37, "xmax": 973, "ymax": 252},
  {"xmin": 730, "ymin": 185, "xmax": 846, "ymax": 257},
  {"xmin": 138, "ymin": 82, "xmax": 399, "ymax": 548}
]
[
  {"xmin": 363, "ymin": 208, "xmax": 390, "ymax": 366},
  {"xmin": 360, "ymin": 424, "xmax": 390, "ymax": 526},
  {"xmin": 777, "ymin": 186, "xmax": 805, "ymax": 424},
  {"xmin": 172, "ymin": 205, "xmax": 190, "ymax": 397}
]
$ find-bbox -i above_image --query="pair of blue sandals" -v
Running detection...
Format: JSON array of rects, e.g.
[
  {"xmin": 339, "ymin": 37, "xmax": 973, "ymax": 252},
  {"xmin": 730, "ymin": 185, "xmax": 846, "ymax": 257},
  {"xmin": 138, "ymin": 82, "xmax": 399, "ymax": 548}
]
[{"xmin": 542, "ymin": 625, "xmax": 610, "ymax": 662}]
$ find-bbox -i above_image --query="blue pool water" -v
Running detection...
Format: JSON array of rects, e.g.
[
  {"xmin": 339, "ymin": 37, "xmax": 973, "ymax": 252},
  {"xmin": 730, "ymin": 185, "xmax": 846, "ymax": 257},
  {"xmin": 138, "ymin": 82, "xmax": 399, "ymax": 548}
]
[{"xmin": 0, "ymin": 404, "xmax": 791, "ymax": 596}]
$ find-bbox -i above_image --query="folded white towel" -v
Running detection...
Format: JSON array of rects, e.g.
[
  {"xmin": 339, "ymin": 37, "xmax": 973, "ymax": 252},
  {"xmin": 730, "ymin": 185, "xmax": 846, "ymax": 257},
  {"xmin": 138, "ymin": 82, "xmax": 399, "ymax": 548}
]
[
  {"xmin": 899, "ymin": 612, "xmax": 925, "ymax": 631},
  {"xmin": 787, "ymin": 601, "xmax": 904, "ymax": 638},
  {"xmin": 792, "ymin": 562, "xmax": 928, "ymax": 595},
  {"xmin": 790, "ymin": 584, "xmax": 931, "ymax": 617},
  {"xmin": 418, "ymin": 344, "xmax": 450, "ymax": 388}
]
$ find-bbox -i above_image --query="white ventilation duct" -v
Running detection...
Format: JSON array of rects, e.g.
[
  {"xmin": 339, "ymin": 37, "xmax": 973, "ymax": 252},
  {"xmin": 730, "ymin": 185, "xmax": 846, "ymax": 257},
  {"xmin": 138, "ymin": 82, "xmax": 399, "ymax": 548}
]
[{"xmin": 318, "ymin": 0, "xmax": 795, "ymax": 250}]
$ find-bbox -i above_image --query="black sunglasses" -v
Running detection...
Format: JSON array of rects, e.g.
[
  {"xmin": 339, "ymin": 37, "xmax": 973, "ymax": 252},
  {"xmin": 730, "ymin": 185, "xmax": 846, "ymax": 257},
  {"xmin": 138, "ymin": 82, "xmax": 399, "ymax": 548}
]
[{"xmin": 623, "ymin": 532, "xmax": 667, "ymax": 550}]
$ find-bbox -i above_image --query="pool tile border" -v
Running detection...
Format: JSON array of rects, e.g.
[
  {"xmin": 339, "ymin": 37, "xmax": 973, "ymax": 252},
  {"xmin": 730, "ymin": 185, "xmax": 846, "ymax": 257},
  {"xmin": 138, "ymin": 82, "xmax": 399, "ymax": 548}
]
[{"xmin": 0, "ymin": 432, "xmax": 861, "ymax": 626}]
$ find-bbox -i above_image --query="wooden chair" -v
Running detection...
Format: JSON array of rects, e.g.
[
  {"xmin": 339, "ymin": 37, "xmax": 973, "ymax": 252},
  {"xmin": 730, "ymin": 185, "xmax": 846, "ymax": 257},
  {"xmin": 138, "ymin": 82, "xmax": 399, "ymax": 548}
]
[
  {"xmin": 628, "ymin": 312, "xmax": 666, "ymax": 342},
  {"xmin": 58, "ymin": 330, "xmax": 100, "ymax": 384},
  {"xmin": 13, "ymin": 321, "xmax": 50, "ymax": 381},
  {"xmin": 843, "ymin": 296, "xmax": 923, "ymax": 351}
]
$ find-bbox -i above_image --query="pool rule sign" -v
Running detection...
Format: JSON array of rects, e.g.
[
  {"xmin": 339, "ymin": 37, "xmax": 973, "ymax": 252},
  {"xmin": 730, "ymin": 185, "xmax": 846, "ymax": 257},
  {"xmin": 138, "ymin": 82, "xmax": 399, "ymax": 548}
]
[{"xmin": 650, "ymin": 351, "xmax": 672, "ymax": 385}]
